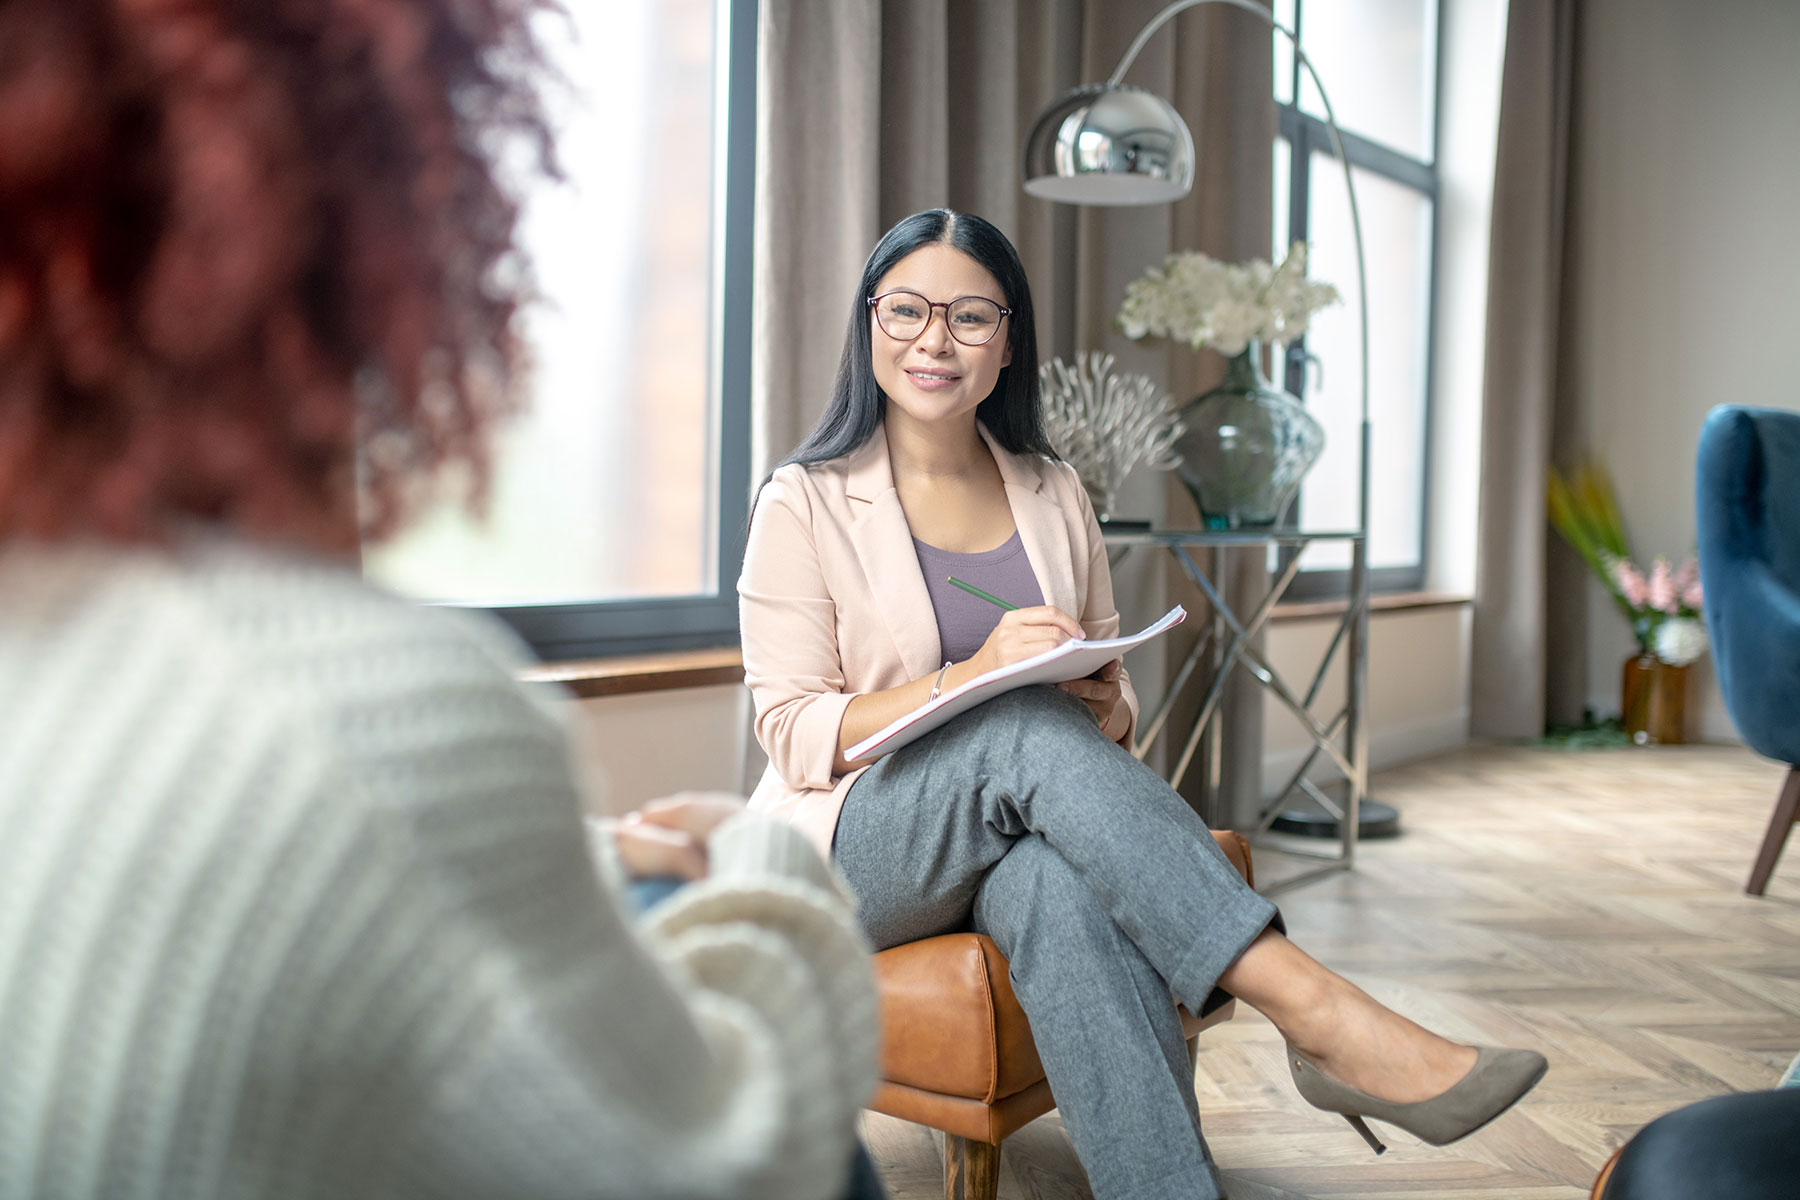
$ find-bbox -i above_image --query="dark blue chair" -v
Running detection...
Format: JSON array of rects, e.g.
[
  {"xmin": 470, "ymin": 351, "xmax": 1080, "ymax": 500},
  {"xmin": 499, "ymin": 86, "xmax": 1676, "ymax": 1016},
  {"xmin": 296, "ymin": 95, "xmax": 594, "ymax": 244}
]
[{"xmin": 1695, "ymin": 405, "xmax": 1800, "ymax": 895}]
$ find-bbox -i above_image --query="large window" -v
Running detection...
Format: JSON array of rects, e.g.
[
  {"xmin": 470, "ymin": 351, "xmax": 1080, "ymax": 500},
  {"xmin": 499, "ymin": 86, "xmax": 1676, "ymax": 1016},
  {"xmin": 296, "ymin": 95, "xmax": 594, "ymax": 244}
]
[
  {"xmin": 362, "ymin": 0, "xmax": 755, "ymax": 659},
  {"xmin": 1272, "ymin": 0, "xmax": 1440, "ymax": 593}
]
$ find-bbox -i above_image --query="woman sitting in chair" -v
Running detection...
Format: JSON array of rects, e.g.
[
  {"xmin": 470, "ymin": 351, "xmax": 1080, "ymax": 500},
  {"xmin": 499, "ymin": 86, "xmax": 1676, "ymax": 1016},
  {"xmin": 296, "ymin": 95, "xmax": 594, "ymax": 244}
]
[{"xmin": 739, "ymin": 207, "xmax": 1548, "ymax": 1200}]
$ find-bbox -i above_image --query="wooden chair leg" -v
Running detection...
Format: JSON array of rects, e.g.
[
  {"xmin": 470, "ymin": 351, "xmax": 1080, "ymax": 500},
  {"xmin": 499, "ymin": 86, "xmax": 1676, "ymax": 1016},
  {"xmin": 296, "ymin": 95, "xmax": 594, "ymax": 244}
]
[
  {"xmin": 944, "ymin": 1134, "xmax": 1000, "ymax": 1200},
  {"xmin": 1746, "ymin": 766, "xmax": 1800, "ymax": 895}
]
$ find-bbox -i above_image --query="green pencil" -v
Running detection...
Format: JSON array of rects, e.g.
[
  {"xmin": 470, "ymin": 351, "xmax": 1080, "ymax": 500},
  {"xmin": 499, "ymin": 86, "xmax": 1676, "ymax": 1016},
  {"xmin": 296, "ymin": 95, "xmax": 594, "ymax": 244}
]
[{"xmin": 946, "ymin": 575, "xmax": 1018, "ymax": 611}]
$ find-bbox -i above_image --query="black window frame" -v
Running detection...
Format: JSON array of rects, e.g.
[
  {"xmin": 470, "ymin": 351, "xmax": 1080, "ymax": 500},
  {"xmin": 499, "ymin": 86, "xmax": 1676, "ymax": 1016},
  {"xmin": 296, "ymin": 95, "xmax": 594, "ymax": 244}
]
[
  {"xmin": 1276, "ymin": 0, "xmax": 1442, "ymax": 599},
  {"xmin": 465, "ymin": 0, "xmax": 757, "ymax": 661}
]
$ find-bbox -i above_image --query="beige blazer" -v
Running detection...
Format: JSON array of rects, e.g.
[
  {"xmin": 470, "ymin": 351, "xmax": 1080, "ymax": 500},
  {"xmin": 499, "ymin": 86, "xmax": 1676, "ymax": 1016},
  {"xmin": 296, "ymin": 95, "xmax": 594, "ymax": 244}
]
[{"xmin": 739, "ymin": 423, "xmax": 1140, "ymax": 855}]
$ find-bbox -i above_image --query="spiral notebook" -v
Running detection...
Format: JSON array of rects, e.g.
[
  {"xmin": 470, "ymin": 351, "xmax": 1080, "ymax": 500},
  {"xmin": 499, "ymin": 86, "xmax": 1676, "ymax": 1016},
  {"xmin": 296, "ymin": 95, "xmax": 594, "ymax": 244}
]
[{"xmin": 844, "ymin": 605, "xmax": 1187, "ymax": 763}]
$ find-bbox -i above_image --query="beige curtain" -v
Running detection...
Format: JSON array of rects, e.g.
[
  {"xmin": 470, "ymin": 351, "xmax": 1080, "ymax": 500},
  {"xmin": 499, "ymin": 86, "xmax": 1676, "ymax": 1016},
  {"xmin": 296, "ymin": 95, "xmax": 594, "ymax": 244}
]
[
  {"xmin": 750, "ymin": 0, "xmax": 1082, "ymax": 472},
  {"xmin": 753, "ymin": 0, "xmax": 1274, "ymax": 824},
  {"xmin": 1469, "ymin": 0, "xmax": 1580, "ymax": 738}
]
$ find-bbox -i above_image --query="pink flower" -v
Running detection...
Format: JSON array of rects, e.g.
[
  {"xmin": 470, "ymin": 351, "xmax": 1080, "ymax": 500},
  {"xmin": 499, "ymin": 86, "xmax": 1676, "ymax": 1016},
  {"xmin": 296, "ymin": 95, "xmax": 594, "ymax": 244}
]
[
  {"xmin": 1613, "ymin": 560, "xmax": 1649, "ymax": 608},
  {"xmin": 1648, "ymin": 558, "xmax": 1677, "ymax": 613},
  {"xmin": 1673, "ymin": 556, "xmax": 1699, "ymax": 594},
  {"xmin": 1683, "ymin": 577, "xmax": 1704, "ymax": 610}
]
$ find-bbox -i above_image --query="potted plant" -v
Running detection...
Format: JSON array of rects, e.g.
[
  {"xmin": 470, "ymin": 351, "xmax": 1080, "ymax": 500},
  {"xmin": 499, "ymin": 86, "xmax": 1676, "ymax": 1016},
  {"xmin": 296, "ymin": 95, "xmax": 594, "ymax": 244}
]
[
  {"xmin": 1548, "ymin": 461, "xmax": 1707, "ymax": 744},
  {"xmin": 1116, "ymin": 242, "xmax": 1340, "ymax": 529}
]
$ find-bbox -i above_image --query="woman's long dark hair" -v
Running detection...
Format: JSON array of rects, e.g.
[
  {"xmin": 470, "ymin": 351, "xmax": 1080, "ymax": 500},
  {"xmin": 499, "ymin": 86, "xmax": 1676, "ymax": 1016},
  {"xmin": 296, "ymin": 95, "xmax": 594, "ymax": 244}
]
[{"xmin": 774, "ymin": 209, "xmax": 1055, "ymax": 478}]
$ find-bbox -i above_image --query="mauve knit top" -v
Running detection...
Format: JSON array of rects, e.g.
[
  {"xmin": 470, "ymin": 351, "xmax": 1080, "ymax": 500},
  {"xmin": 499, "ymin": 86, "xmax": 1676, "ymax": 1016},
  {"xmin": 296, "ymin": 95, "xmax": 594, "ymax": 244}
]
[{"xmin": 912, "ymin": 530, "xmax": 1045, "ymax": 664}]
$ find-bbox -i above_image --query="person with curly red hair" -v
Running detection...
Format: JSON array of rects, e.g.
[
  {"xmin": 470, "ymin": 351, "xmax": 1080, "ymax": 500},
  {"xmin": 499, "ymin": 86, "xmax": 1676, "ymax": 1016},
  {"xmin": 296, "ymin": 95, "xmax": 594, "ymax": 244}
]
[{"xmin": 0, "ymin": 2, "xmax": 880, "ymax": 1197}]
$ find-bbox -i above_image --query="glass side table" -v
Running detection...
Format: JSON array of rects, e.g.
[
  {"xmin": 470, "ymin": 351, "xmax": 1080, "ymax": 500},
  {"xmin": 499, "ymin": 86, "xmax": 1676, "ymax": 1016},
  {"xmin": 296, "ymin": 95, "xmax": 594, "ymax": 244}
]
[{"xmin": 1103, "ymin": 527, "xmax": 1371, "ymax": 894}]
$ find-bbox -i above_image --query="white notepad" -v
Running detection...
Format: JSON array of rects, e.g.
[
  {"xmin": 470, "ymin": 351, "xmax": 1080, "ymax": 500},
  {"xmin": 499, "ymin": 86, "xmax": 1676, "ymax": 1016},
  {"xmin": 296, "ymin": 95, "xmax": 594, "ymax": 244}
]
[{"xmin": 844, "ymin": 605, "xmax": 1187, "ymax": 763}]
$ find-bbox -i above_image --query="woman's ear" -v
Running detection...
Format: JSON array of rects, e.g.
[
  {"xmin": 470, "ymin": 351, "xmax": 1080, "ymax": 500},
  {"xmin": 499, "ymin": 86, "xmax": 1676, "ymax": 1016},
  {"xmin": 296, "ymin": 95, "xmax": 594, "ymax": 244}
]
[{"xmin": 1001, "ymin": 338, "xmax": 1013, "ymax": 368}]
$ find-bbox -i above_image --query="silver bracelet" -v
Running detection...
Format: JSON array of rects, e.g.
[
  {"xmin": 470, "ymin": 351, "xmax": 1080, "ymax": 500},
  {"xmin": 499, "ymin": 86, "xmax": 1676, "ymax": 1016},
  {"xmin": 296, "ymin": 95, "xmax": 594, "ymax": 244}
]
[{"xmin": 928, "ymin": 661, "xmax": 953, "ymax": 703}]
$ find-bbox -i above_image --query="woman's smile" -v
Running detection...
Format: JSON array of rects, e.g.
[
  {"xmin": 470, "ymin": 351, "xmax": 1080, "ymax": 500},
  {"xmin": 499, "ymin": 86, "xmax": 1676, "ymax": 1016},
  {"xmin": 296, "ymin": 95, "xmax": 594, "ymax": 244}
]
[{"xmin": 903, "ymin": 366, "xmax": 963, "ymax": 391}]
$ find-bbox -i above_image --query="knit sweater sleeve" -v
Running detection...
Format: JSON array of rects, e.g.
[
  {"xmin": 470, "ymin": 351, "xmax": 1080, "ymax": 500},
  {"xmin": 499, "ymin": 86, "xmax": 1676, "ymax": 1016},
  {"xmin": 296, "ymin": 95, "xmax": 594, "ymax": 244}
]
[
  {"xmin": 0, "ymin": 545, "xmax": 877, "ymax": 1200},
  {"xmin": 342, "ymin": 633, "xmax": 879, "ymax": 1200}
]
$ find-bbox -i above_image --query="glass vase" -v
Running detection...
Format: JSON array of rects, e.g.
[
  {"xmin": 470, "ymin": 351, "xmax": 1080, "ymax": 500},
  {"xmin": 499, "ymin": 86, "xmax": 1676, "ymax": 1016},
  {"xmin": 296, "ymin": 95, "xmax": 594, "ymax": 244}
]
[
  {"xmin": 1621, "ymin": 653, "xmax": 1688, "ymax": 745},
  {"xmin": 1172, "ymin": 341, "xmax": 1325, "ymax": 530}
]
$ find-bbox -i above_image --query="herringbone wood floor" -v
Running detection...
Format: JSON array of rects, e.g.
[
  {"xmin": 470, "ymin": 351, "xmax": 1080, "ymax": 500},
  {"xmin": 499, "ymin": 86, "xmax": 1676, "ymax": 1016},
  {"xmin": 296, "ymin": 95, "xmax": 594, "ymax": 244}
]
[{"xmin": 862, "ymin": 742, "xmax": 1800, "ymax": 1199}]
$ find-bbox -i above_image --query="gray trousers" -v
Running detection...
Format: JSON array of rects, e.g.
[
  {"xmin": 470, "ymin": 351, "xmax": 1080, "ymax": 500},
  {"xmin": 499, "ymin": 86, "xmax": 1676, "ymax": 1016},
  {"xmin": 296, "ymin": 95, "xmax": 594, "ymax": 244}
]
[{"xmin": 833, "ymin": 686, "xmax": 1281, "ymax": 1200}]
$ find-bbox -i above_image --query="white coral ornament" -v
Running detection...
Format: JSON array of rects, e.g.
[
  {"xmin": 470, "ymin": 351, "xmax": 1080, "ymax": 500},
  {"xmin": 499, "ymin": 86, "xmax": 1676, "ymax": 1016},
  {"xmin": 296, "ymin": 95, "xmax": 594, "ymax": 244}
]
[{"xmin": 1038, "ymin": 352, "xmax": 1183, "ymax": 520}]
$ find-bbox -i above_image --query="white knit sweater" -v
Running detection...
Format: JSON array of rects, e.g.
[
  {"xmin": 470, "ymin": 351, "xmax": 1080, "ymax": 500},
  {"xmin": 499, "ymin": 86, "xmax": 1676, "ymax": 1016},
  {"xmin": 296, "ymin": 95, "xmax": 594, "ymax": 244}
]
[{"xmin": 0, "ymin": 537, "xmax": 878, "ymax": 1200}]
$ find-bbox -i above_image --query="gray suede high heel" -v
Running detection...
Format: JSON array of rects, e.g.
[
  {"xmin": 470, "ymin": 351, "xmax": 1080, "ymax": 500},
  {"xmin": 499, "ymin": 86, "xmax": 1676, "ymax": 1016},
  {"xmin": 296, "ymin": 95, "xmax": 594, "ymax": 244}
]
[{"xmin": 1286, "ymin": 1045, "xmax": 1549, "ymax": 1154}]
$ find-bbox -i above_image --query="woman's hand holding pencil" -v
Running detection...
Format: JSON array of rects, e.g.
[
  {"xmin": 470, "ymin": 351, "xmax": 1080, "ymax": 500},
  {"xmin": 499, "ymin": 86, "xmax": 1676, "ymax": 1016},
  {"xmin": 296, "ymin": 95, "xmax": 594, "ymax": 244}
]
[
  {"xmin": 950, "ymin": 575, "xmax": 1124, "ymax": 736},
  {"xmin": 952, "ymin": 575, "xmax": 1088, "ymax": 677}
]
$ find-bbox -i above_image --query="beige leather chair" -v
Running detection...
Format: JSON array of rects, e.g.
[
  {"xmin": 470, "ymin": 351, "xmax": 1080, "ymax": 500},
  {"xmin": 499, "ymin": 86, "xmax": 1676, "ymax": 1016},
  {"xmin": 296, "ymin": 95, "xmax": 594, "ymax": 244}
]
[{"xmin": 867, "ymin": 831, "xmax": 1255, "ymax": 1200}]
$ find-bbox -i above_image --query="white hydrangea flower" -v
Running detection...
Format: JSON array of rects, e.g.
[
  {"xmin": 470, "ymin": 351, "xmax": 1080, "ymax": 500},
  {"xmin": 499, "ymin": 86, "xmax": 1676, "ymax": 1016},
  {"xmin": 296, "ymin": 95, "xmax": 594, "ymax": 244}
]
[
  {"xmin": 1116, "ymin": 242, "xmax": 1340, "ymax": 357},
  {"xmin": 1654, "ymin": 617, "xmax": 1709, "ymax": 666},
  {"xmin": 1206, "ymin": 298, "xmax": 1263, "ymax": 357}
]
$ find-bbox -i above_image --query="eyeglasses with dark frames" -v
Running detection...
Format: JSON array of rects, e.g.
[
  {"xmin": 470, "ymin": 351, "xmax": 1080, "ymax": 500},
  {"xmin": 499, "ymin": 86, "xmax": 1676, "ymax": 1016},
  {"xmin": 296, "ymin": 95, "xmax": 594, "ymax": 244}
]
[{"xmin": 867, "ymin": 290, "xmax": 1012, "ymax": 347}]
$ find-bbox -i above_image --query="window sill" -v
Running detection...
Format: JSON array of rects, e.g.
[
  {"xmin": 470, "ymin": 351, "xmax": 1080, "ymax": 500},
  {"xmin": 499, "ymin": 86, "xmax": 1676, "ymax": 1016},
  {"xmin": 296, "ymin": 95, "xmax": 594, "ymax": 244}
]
[
  {"xmin": 521, "ymin": 592, "xmax": 1473, "ymax": 695},
  {"xmin": 1270, "ymin": 590, "xmax": 1471, "ymax": 624},
  {"xmin": 520, "ymin": 647, "xmax": 744, "ymax": 699}
]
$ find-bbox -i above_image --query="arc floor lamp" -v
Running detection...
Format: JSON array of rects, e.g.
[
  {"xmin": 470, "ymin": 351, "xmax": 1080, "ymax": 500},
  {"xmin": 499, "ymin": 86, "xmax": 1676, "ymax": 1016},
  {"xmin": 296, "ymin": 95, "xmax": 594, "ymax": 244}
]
[{"xmin": 1021, "ymin": 0, "xmax": 1390, "ymax": 847}]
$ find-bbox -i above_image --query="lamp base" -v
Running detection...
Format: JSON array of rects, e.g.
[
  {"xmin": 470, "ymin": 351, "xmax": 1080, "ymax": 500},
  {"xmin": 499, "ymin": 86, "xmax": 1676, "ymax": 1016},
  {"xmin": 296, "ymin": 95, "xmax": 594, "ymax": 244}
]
[{"xmin": 1269, "ymin": 787, "xmax": 1402, "ymax": 840}]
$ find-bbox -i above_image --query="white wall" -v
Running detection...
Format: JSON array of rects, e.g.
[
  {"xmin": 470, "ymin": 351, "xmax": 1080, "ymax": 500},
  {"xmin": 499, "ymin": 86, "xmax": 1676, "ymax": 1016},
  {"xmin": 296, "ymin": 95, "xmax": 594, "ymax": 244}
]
[
  {"xmin": 1565, "ymin": 0, "xmax": 1800, "ymax": 741},
  {"xmin": 1262, "ymin": 606, "xmax": 1471, "ymax": 798},
  {"xmin": 567, "ymin": 686, "xmax": 754, "ymax": 816}
]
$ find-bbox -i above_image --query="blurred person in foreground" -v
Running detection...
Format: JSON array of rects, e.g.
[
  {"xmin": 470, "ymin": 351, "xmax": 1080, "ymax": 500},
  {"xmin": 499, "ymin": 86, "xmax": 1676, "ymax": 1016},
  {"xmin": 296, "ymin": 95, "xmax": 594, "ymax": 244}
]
[{"xmin": 0, "ymin": 1, "xmax": 878, "ymax": 1198}]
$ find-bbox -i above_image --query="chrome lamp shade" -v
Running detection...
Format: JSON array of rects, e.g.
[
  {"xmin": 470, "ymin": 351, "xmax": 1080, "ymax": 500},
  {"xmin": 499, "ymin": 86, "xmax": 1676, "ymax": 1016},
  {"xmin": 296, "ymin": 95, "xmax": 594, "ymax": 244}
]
[{"xmin": 1021, "ymin": 84, "xmax": 1195, "ymax": 206}]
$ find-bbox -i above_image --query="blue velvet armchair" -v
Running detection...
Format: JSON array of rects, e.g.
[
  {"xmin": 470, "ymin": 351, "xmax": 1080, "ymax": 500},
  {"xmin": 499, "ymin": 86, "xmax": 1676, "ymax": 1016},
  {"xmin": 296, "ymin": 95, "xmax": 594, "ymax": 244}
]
[{"xmin": 1695, "ymin": 405, "xmax": 1800, "ymax": 895}]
